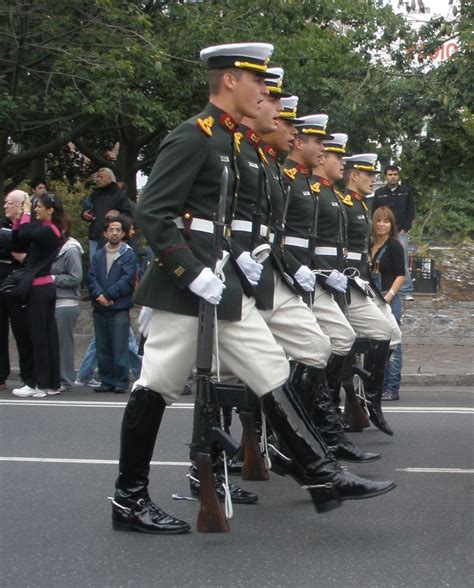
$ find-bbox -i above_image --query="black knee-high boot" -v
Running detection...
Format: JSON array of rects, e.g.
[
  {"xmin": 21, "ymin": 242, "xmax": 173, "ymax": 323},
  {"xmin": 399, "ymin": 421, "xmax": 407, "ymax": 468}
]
[
  {"xmin": 364, "ymin": 340, "xmax": 394, "ymax": 435},
  {"xmin": 262, "ymin": 383, "xmax": 395, "ymax": 512},
  {"xmin": 112, "ymin": 387, "xmax": 191, "ymax": 534},
  {"xmin": 291, "ymin": 363, "xmax": 380, "ymax": 463}
]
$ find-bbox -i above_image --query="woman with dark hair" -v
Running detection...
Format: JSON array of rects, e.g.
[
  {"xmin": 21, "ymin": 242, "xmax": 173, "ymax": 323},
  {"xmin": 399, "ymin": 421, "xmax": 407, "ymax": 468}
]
[
  {"xmin": 370, "ymin": 206, "xmax": 406, "ymax": 401},
  {"xmin": 12, "ymin": 192, "xmax": 64, "ymax": 397}
]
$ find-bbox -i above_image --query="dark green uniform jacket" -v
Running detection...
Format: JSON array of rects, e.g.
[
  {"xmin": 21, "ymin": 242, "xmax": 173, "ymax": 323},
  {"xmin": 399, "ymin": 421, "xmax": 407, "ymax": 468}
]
[
  {"xmin": 282, "ymin": 162, "xmax": 347, "ymax": 296},
  {"xmin": 342, "ymin": 188, "xmax": 384, "ymax": 300},
  {"xmin": 340, "ymin": 189, "xmax": 370, "ymax": 278},
  {"xmin": 135, "ymin": 103, "xmax": 244, "ymax": 321},
  {"xmin": 264, "ymin": 151, "xmax": 305, "ymax": 295},
  {"xmin": 232, "ymin": 125, "xmax": 274, "ymax": 310}
]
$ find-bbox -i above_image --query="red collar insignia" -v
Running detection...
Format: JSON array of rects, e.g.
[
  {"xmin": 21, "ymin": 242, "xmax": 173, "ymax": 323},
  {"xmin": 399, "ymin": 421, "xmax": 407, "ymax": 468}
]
[
  {"xmin": 315, "ymin": 175, "xmax": 333, "ymax": 187},
  {"xmin": 219, "ymin": 114, "xmax": 237, "ymax": 134},
  {"xmin": 264, "ymin": 145, "xmax": 278, "ymax": 160},
  {"xmin": 245, "ymin": 129, "xmax": 261, "ymax": 147},
  {"xmin": 349, "ymin": 190, "xmax": 364, "ymax": 201},
  {"xmin": 295, "ymin": 163, "xmax": 309, "ymax": 176}
]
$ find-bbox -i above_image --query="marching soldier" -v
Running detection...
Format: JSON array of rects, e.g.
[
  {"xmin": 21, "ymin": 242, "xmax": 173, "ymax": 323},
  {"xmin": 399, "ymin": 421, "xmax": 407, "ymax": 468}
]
[
  {"xmin": 258, "ymin": 94, "xmax": 379, "ymax": 463},
  {"xmin": 341, "ymin": 153, "xmax": 402, "ymax": 433},
  {"xmin": 111, "ymin": 43, "xmax": 395, "ymax": 536},
  {"xmin": 281, "ymin": 121, "xmax": 359, "ymax": 427}
]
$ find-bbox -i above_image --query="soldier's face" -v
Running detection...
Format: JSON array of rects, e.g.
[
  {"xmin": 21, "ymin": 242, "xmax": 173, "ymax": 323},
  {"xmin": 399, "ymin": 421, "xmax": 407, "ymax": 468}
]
[
  {"xmin": 354, "ymin": 170, "xmax": 375, "ymax": 195},
  {"xmin": 233, "ymin": 71, "xmax": 269, "ymax": 119},
  {"xmin": 322, "ymin": 152, "xmax": 345, "ymax": 181},
  {"xmin": 302, "ymin": 136, "xmax": 325, "ymax": 169},
  {"xmin": 254, "ymin": 95, "xmax": 282, "ymax": 134},
  {"xmin": 264, "ymin": 119, "xmax": 296, "ymax": 152}
]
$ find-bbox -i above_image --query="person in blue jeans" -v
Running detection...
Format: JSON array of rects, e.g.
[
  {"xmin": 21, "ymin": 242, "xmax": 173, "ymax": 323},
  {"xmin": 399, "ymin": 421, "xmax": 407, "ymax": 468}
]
[
  {"xmin": 75, "ymin": 330, "xmax": 142, "ymax": 386},
  {"xmin": 88, "ymin": 216, "xmax": 137, "ymax": 394},
  {"xmin": 370, "ymin": 206, "xmax": 406, "ymax": 401}
]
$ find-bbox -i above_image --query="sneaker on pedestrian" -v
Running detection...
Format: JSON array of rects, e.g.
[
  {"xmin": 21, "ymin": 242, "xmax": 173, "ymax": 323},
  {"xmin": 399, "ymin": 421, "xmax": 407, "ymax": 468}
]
[
  {"xmin": 12, "ymin": 385, "xmax": 39, "ymax": 397},
  {"xmin": 74, "ymin": 378, "xmax": 101, "ymax": 388},
  {"xmin": 33, "ymin": 388, "xmax": 48, "ymax": 398},
  {"xmin": 46, "ymin": 389, "xmax": 62, "ymax": 396},
  {"xmin": 382, "ymin": 391, "xmax": 399, "ymax": 401},
  {"xmin": 402, "ymin": 294, "xmax": 414, "ymax": 301}
]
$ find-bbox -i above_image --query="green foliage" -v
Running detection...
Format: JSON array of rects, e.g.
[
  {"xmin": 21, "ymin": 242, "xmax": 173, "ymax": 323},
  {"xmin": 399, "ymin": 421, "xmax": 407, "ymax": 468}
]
[{"xmin": 0, "ymin": 0, "xmax": 471, "ymax": 239}]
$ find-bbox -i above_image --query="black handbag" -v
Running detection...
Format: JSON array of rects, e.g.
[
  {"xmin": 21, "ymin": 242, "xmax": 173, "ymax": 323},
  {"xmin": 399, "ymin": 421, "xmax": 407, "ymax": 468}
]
[
  {"xmin": 0, "ymin": 249, "xmax": 59, "ymax": 301},
  {"xmin": 0, "ymin": 267, "xmax": 29, "ymax": 294}
]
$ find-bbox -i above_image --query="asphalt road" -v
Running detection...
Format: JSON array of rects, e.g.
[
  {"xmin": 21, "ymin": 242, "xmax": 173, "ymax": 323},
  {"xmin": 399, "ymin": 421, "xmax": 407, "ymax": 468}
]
[{"xmin": 1, "ymin": 385, "xmax": 473, "ymax": 588}]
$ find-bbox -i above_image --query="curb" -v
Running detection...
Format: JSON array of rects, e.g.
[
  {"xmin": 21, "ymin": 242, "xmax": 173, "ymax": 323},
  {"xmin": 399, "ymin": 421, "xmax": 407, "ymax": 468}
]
[
  {"xmin": 402, "ymin": 373, "xmax": 474, "ymax": 386},
  {"xmin": 4, "ymin": 369, "xmax": 473, "ymax": 388}
]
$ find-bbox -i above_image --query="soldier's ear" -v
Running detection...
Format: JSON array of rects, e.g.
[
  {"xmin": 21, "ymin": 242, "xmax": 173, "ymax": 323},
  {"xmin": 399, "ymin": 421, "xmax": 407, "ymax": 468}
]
[
  {"xmin": 222, "ymin": 70, "xmax": 237, "ymax": 91},
  {"xmin": 293, "ymin": 136, "xmax": 303, "ymax": 151}
]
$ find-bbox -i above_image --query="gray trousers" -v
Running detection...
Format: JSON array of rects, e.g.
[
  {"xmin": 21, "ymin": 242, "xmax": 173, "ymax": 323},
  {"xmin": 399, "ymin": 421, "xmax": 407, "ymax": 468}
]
[{"xmin": 55, "ymin": 305, "xmax": 80, "ymax": 388}]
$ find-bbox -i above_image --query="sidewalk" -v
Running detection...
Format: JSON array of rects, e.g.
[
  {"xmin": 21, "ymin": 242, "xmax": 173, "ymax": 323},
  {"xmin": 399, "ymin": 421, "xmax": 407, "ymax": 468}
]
[
  {"xmin": 5, "ymin": 336, "xmax": 474, "ymax": 387},
  {"xmin": 402, "ymin": 343, "xmax": 473, "ymax": 386}
]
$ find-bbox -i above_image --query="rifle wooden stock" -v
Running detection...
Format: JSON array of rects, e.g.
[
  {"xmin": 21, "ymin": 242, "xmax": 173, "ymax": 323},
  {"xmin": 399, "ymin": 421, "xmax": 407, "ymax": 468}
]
[
  {"xmin": 239, "ymin": 411, "xmax": 269, "ymax": 481},
  {"xmin": 342, "ymin": 380, "xmax": 370, "ymax": 431},
  {"xmin": 195, "ymin": 452, "xmax": 230, "ymax": 533}
]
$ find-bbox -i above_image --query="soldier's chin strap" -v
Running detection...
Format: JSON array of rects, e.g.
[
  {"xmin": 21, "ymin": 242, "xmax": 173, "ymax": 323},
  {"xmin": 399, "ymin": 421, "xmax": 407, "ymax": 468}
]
[{"xmin": 214, "ymin": 281, "xmax": 233, "ymax": 521}]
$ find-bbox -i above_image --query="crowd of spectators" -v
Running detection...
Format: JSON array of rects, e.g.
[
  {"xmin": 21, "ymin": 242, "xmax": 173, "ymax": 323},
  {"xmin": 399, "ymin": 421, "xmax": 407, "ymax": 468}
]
[
  {"xmin": 0, "ymin": 169, "xmax": 142, "ymax": 397},
  {"xmin": 0, "ymin": 164, "xmax": 413, "ymax": 397}
]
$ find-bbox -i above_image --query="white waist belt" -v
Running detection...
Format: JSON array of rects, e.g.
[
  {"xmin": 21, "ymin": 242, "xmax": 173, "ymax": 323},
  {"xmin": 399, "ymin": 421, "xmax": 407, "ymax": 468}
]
[
  {"xmin": 174, "ymin": 217, "xmax": 214, "ymax": 234},
  {"xmin": 315, "ymin": 246, "xmax": 337, "ymax": 256},
  {"xmin": 285, "ymin": 236, "xmax": 308, "ymax": 248},
  {"xmin": 347, "ymin": 251, "xmax": 362, "ymax": 261},
  {"xmin": 284, "ymin": 241, "xmax": 339, "ymax": 257},
  {"xmin": 173, "ymin": 217, "xmax": 274, "ymax": 242},
  {"xmin": 231, "ymin": 220, "xmax": 268, "ymax": 238}
]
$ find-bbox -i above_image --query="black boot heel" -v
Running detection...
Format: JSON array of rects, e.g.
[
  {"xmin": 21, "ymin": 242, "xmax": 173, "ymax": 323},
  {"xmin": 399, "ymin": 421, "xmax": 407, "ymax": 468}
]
[
  {"xmin": 303, "ymin": 483, "xmax": 341, "ymax": 513},
  {"xmin": 111, "ymin": 516, "xmax": 131, "ymax": 532}
]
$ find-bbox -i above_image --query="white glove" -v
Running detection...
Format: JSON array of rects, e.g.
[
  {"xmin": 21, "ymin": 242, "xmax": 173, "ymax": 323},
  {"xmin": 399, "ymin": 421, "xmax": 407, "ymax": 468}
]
[
  {"xmin": 294, "ymin": 265, "xmax": 316, "ymax": 292},
  {"xmin": 188, "ymin": 267, "xmax": 225, "ymax": 305},
  {"xmin": 353, "ymin": 276, "xmax": 376, "ymax": 299},
  {"xmin": 236, "ymin": 251, "xmax": 263, "ymax": 286},
  {"xmin": 325, "ymin": 269, "xmax": 347, "ymax": 293},
  {"xmin": 138, "ymin": 306, "xmax": 153, "ymax": 338}
]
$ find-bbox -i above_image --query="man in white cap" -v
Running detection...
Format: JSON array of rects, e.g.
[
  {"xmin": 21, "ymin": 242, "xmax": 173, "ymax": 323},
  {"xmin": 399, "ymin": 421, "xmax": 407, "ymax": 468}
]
[
  {"xmin": 309, "ymin": 139, "xmax": 399, "ymax": 436},
  {"xmin": 341, "ymin": 153, "xmax": 402, "ymax": 421}
]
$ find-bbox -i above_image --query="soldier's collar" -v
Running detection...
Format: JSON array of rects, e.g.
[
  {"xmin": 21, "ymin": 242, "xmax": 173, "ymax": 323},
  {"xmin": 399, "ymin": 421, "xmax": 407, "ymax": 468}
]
[
  {"xmin": 204, "ymin": 103, "xmax": 238, "ymax": 134},
  {"xmin": 219, "ymin": 113, "xmax": 238, "ymax": 134},
  {"xmin": 264, "ymin": 145, "xmax": 278, "ymax": 160},
  {"xmin": 313, "ymin": 174, "xmax": 334, "ymax": 187},
  {"xmin": 347, "ymin": 189, "xmax": 364, "ymax": 201},
  {"xmin": 285, "ymin": 159, "xmax": 309, "ymax": 176},
  {"xmin": 242, "ymin": 127, "xmax": 262, "ymax": 148}
]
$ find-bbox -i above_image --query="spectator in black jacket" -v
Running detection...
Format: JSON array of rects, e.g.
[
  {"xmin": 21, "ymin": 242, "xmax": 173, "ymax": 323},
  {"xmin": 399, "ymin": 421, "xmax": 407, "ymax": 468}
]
[
  {"xmin": 372, "ymin": 165, "xmax": 415, "ymax": 300},
  {"xmin": 81, "ymin": 168, "xmax": 132, "ymax": 261}
]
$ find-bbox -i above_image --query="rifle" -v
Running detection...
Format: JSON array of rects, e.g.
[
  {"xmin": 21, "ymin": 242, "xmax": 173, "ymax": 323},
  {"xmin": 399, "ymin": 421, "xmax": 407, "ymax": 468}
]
[
  {"xmin": 333, "ymin": 205, "xmax": 370, "ymax": 430},
  {"xmin": 305, "ymin": 189, "xmax": 319, "ymax": 306},
  {"xmin": 250, "ymin": 163, "xmax": 266, "ymax": 252},
  {"xmin": 239, "ymin": 390, "xmax": 270, "ymax": 481},
  {"xmin": 191, "ymin": 166, "xmax": 240, "ymax": 533},
  {"xmin": 271, "ymin": 185, "xmax": 305, "ymax": 294}
]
